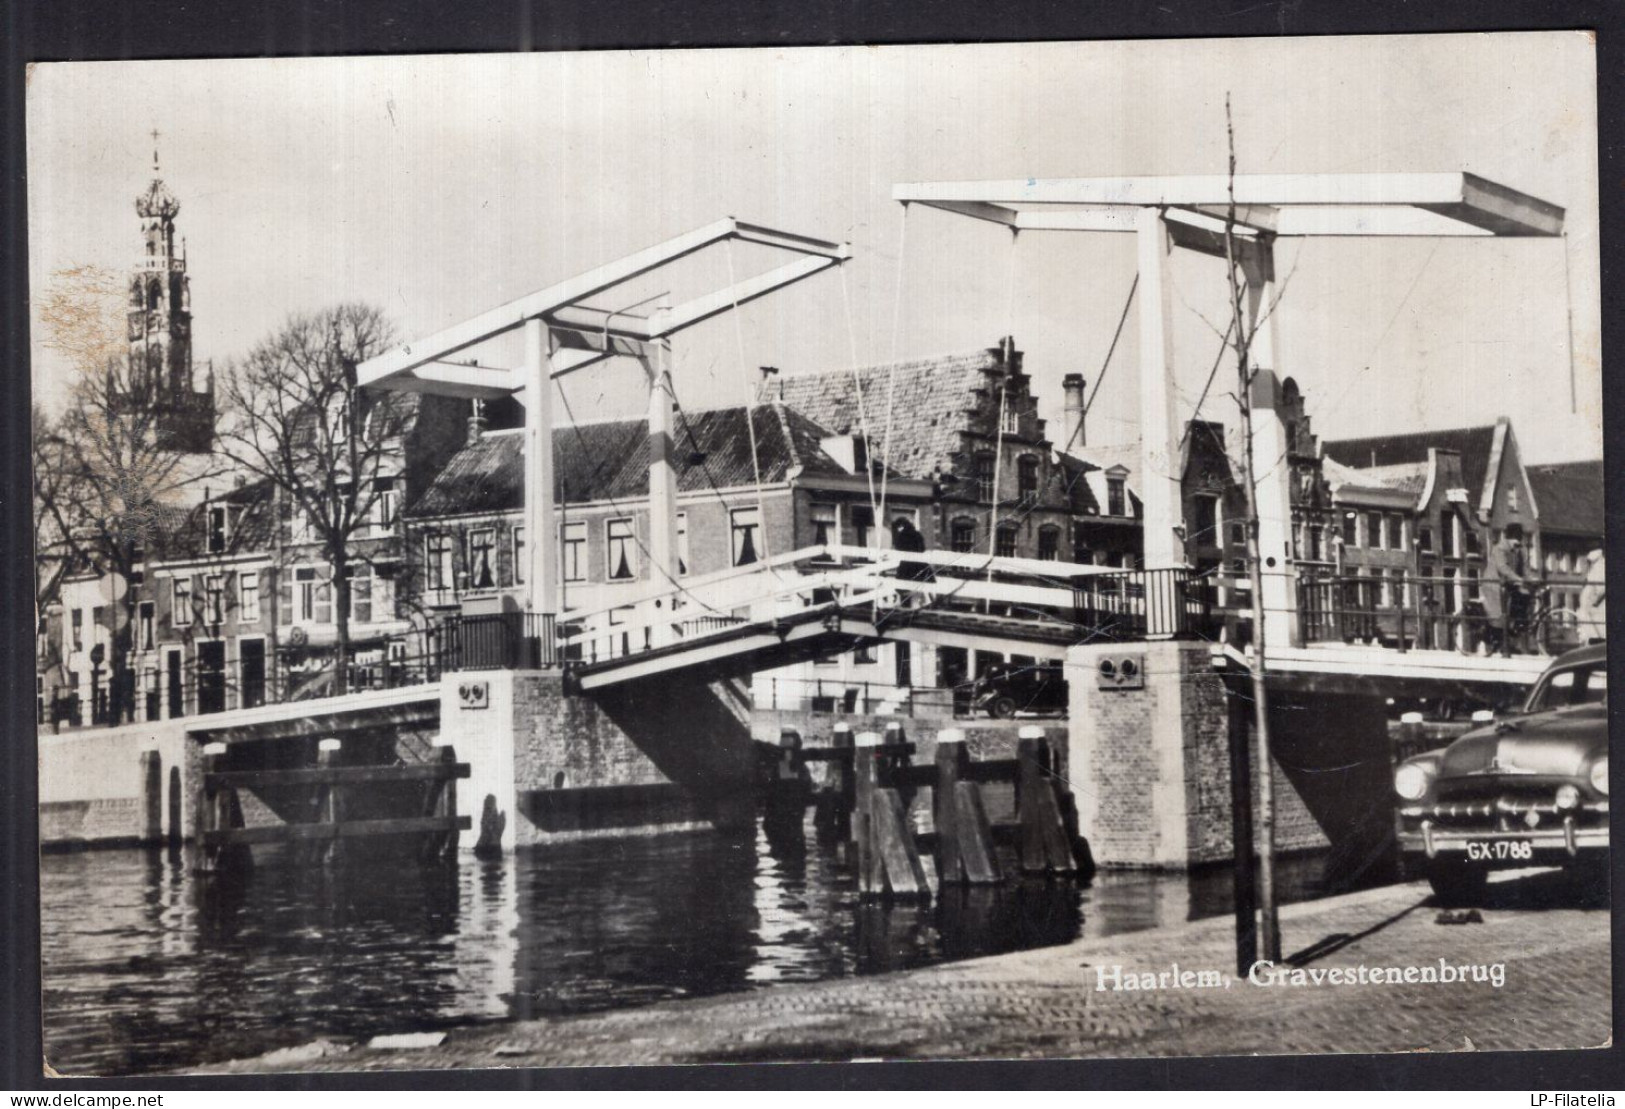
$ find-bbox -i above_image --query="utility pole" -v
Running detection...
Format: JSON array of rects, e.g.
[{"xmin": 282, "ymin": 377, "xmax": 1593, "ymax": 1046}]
[{"xmin": 1220, "ymin": 94, "xmax": 1281, "ymax": 963}]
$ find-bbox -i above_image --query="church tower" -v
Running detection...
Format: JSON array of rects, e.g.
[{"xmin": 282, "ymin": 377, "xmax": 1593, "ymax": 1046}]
[{"xmin": 124, "ymin": 132, "xmax": 214, "ymax": 452}]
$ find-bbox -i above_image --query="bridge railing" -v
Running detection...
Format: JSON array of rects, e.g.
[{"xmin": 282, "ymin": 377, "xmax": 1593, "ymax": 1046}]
[
  {"xmin": 1297, "ymin": 572, "xmax": 1577, "ymax": 656},
  {"xmin": 1072, "ymin": 566, "xmax": 1219, "ymax": 641},
  {"xmin": 428, "ymin": 611, "xmax": 558, "ymax": 672}
]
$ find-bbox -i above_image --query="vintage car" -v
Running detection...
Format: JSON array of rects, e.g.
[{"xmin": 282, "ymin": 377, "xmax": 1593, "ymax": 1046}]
[
  {"xmin": 968, "ymin": 661, "xmax": 1069, "ymax": 718},
  {"xmin": 1393, "ymin": 643, "xmax": 1608, "ymax": 904}
]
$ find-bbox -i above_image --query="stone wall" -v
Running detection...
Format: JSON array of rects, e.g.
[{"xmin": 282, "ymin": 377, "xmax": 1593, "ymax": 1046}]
[
  {"xmin": 38, "ymin": 718, "xmax": 193, "ymax": 848},
  {"xmin": 440, "ymin": 669, "xmax": 761, "ymax": 849},
  {"xmin": 1064, "ymin": 641, "xmax": 1379, "ymax": 869}
]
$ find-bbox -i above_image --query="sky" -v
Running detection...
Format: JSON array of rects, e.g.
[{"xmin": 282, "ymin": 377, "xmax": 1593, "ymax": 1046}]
[{"xmin": 26, "ymin": 33, "xmax": 1603, "ymax": 464}]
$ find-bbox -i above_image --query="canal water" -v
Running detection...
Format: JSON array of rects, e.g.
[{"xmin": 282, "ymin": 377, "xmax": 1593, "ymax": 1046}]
[{"xmin": 42, "ymin": 828, "xmax": 1337, "ymax": 1076}]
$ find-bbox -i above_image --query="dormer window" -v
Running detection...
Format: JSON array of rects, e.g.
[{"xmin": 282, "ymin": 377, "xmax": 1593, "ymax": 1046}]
[
  {"xmin": 207, "ymin": 505, "xmax": 229, "ymax": 554},
  {"xmin": 326, "ymin": 395, "xmax": 351, "ymax": 444},
  {"xmin": 851, "ymin": 436, "xmax": 869, "ymax": 475},
  {"xmin": 1107, "ymin": 476, "xmax": 1126, "ymax": 517}
]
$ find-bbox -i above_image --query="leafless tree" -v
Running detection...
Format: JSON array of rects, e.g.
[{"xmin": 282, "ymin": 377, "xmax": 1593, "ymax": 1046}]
[
  {"xmin": 35, "ymin": 267, "xmax": 223, "ymax": 722},
  {"xmin": 1218, "ymin": 94, "xmax": 1282, "ymax": 961},
  {"xmin": 217, "ymin": 303, "xmax": 404, "ymax": 696}
]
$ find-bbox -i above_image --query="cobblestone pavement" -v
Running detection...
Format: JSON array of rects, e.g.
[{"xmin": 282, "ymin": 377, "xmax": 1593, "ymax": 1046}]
[{"xmin": 196, "ymin": 870, "xmax": 1610, "ymax": 1074}]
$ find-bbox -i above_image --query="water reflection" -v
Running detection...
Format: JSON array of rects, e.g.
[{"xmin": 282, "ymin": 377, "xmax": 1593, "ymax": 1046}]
[{"xmin": 42, "ymin": 823, "xmax": 1337, "ymax": 1076}]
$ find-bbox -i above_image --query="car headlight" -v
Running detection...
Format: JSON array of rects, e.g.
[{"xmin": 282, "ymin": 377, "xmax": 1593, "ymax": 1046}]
[
  {"xmin": 1394, "ymin": 762, "xmax": 1433, "ymax": 801},
  {"xmin": 1590, "ymin": 756, "xmax": 1609, "ymax": 796},
  {"xmin": 1556, "ymin": 784, "xmax": 1581, "ymax": 810}
]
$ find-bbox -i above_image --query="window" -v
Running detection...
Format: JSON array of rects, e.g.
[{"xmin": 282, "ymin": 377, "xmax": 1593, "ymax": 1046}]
[
  {"xmin": 512, "ymin": 526, "xmax": 525, "ymax": 585},
  {"xmin": 172, "ymin": 580, "xmax": 192, "ymax": 627},
  {"xmin": 1106, "ymin": 477, "xmax": 1126, "ymax": 517},
  {"xmin": 995, "ymin": 526, "xmax": 1018, "ymax": 559},
  {"xmin": 1507, "ymin": 486, "xmax": 1520, "ymax": 513},
  {"xmin": 975, "ymin": 452, "xmax": 996, "ymax": 501},
  {"xmin": 1001, "ymin": 404, "xmax": 1019, "ymax": 434},
  {"xmin": 1190, "ymin": 495, "xmax": 1220, "ymax": 546},
  {"xmin": 675, "ymin": 513, "xmax": 689, "ymax": 576},
  {"xmin": 1464, "ymin": 525, "xmax": 1483, "ymax": 557},
  {"xmin": 951, "ymin": 519, "xmax": 976, "ymax": 554},
  {"xmin": 1439, "ymin": 512, "xmax": 1457, "ymax": 557},
  {"xmin": 1229, "ymin": 558, "xmax": 1253, "ymax": 600},
  {"xmin": 1229, "ymin": 521, "xmax": 1247, "ymax": 547},
  {"xmin": 730, "ymin": 507, "xmax": 763, "ymax": 567},
  {"xmin": 205, "ymin": 575, "xmax": 225, "ymax": 624},
  {"xmin": 606, "ymin": 518, "xmax": 638, "ymax": 580},
  {"xmin": 1443, "ymin": 567, "xmax": 1459, "ymax": 612},
  {"xmin": 810, "ymin": 503, "xmax": 838, "ymax": 549},
  {"xmin": 1393, "ymin": 514, "xmax": 1409, "ymax": 552},
  {"xmin": 138, "ymin": 601, "xmax": 155, "ymax": 650},
  {"xmin": 370, "ymin": 478, "xmax": 399, "ymax": 530},
  {"xmin": 207, "ymin": 505, "xmax": 229, "ymax": 554},
  {"xmin": 1037, "ymin": 526, "xmax": 1060, "ymax": 561},
  {"xmin": 293, "ymin": 502, "xmax": 316, "ymax": 544},
  {"xmin": 854, "ymin": 643, "xmax": 878, "ymax": 664},
  {"xmin": 71, "ymin": 608, "xmax": 84, "ymax": 650},
  {"xmin": 562, "ymin": 521, "xmax": 588, "ymax": 583},
  {"xmin": 1417, "ymin": 526, "xmax": 1434, "ymax": 554},
  {"xmin": 1466, "ymin": 567, "xmax": 1481, "ymax": 602},
  {"xmin": 238, "ymin": 574, "xmax": 259, "ymax": 623},
  {"xmin": 1341, "ymin": 512, "xmax": 1358, "ymax": 547},
  {"xmin": 295, "ymin": 567, "xmax": 332, "ymax": 624},
  {"xmin": 1368, "ymin": 512, "xmax": 1385, "ymax": 550},
  {"xmin": 1391, "ymin": 568, "xmax": 1408, "ymax": 608},
  {"xmin": 346, "ymin": 564, "xmax": 373, "ymax": 623},
  {"xmin": 1017, "ymin": 456, "xmax": 1039, "ymax": 504},
  {"xmin": 852, "ymin": 505, "xmax": 876, "ymax": 551},
  {"xmin": 851, "ymin": 436, "xmax": 870, "ymax": 475},
  {"xmin": 326, "ymin": 395, "xmax": 351, "ymax": 443},
  {"xmin": 425, "ymin": 535, "xmax": 454, "ymax": 591},
  {"xmin": 467, "ymin": 528, "xmax": 496, "ymax": 589}
]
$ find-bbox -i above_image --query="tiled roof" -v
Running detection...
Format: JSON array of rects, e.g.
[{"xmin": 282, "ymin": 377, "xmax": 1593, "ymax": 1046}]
[
  {"xmin": 1323, "ymin": 425, "xmax": 1498, "ymax": 505},
  {"xmin": 1528, "ymin": 460, "xmax": 1604, "ymax": 537},
  {"xmin": 766, "ymin": 348, "xmax": 1002, "ymax": 480},
  {"xmin": 1053, "ymin": 453, "xmax": 1102, "ymax": 515},
  {"xmin": 149, "ymin": 477, "xmax": 278, "ymax": 560},
  {"xmin": 1323, "ymin": 457, "xmax": 1428, "ymax": 497},
  {"xmin": 407, "ymin": 404, "xmax": 855, "ymax": 518}
]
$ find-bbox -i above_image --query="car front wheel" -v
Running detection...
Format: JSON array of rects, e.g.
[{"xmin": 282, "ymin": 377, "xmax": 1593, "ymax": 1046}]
[{"xmin": 987, "ymin": 695, "xmax": 1017, "ymax": 719}]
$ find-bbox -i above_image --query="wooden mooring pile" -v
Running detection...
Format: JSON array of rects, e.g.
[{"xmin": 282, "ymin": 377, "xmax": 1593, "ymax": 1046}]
[
  {"xmin": 761, "ymin": 721, "xmax": 1090, "ymax": 899},
  {"xmin": 197, "ymin": 738, "xmax": 472, "ymax": 875}
]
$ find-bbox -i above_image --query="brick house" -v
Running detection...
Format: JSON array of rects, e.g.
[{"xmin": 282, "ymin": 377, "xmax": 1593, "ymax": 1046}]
[
  {"xmin": 400, "ymin": 399, "xmax": 935, "ymax": 651},
  {"xmin": 1320, "ymin": 419, "xmax": 1540, "ymax": 649},
  {"xmin": 1527, "ymin": 459, "xmax": 1605, "ymax": 646}
]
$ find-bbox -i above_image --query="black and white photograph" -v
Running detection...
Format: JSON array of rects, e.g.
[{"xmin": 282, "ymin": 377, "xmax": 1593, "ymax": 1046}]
[{"xmin": 24, "ymin": 32, "xmax": 1609, "ymax": 1077}]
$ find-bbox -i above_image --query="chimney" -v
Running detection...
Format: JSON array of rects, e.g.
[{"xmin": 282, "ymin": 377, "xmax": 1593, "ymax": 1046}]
[
  {"xmin": 1061, "ymin": 373, "xmax": 1086, "ymax": 450},
  {"xmin": 466, "ymin": 398, "xmax": 487, "ymax": 447}
]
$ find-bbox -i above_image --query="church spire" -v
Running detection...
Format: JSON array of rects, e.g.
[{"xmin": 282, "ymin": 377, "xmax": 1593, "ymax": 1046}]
[{"xmin": 121, "ymin": 132, "xmax": 213, "ymax": 453}]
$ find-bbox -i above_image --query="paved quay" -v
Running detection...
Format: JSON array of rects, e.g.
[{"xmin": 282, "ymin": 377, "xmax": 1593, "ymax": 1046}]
[{"xmin": 196, "ymin": 871, "xmax": 1610, "ymax": 1073}]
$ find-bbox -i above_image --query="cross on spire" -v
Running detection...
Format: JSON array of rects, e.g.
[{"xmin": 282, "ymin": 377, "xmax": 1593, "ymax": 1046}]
[{"xmin": 149, "ymin": 127, "xmax": 161, "ymax": 171}]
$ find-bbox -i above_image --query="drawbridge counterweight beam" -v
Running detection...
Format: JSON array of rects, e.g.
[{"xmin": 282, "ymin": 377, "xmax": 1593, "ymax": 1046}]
[
  {"xmin": 893, "ymin": 170, "xmax": 1563, "ymax": 650},
  {"xmin": 357, "ymin": 217, "xmax": 852, "ymax": 617}
]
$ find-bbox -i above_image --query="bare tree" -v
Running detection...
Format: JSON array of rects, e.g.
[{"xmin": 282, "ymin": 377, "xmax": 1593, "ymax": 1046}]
[
  {"xmin": 1218, "ymin": 94, "xmax": 1281, "ymax": 961},
  {"xmin": 217, "ymin": 303, "xmax": 404, "ymax": 696},
  {"xmin": 35, "ymin": 267, "xmax": 223, "ymax": 723}
]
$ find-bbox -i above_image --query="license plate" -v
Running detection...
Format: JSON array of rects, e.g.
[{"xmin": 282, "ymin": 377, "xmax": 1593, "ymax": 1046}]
[{"xmin": 1465, "ymin": 839, "xmax": 1534, "ymax": 862}]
